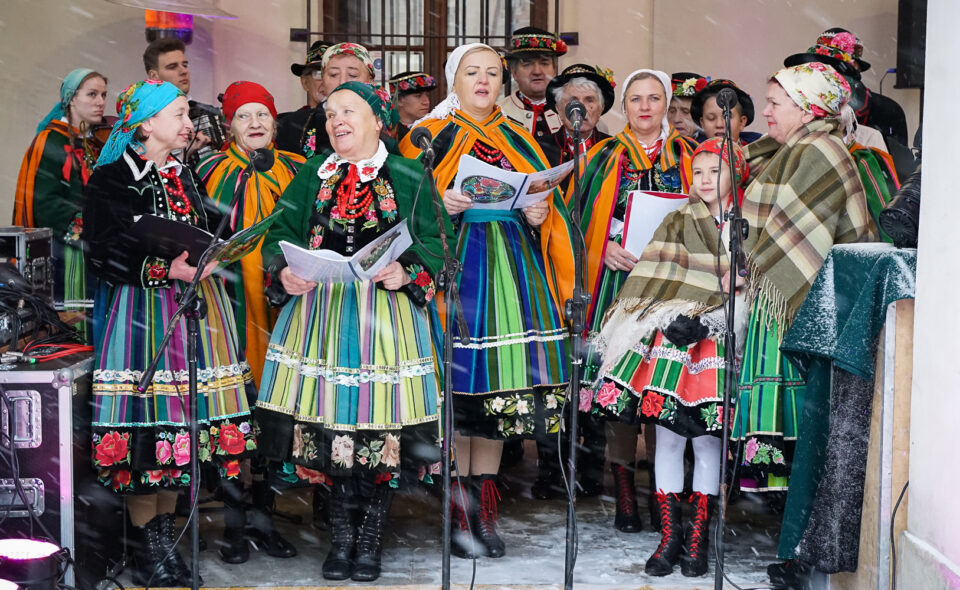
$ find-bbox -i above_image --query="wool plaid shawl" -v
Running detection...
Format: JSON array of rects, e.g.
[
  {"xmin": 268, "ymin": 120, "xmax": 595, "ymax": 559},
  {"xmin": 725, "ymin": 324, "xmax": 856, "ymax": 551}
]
[{"xmin": 740, "ymin": 119, "xmax": 873, "ymax": 333}]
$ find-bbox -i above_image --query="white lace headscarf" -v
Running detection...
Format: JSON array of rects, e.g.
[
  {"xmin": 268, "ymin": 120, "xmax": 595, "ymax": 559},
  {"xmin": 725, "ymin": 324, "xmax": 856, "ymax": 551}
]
[
  {"xmin": 620, "ymin": 68, "xmax": 672, "ymax": 136},
  {"xmin": 412, "ymin": 42, "xmax": 499, "ymax": 126}
]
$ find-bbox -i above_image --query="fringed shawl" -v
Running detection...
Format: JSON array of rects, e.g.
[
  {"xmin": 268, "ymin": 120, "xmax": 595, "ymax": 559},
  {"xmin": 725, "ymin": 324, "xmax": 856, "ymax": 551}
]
[{"xmin": 740, "ymin": 119, "xmax": 873, "ymax": 335}]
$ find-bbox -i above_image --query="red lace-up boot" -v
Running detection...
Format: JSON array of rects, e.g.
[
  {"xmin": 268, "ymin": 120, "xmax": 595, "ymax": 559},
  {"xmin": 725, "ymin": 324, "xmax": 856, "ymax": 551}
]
[
  {"xmin": 474, "ymin": 475, "xmax": 506, "ymax": 558},
  {"xmin": 611, "ymin": 463, "xmax": 642, "ymax": 532},
  {"xmin": 645, "ymin": 490, "xmax": 684, "ymax": 576},
  {"xmin": 681, "ymin": 491, "xmax": 715, "ymax": 577},
  {"xmin": 450, "ymin": 478, "xmax": 483, "ymax": 558}
]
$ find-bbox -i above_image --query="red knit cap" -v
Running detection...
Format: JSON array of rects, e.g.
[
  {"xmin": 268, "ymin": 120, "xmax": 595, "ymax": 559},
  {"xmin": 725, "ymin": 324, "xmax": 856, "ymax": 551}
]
[{"xmin": 220, "ymin": 81, "xmax": 277, "ymax": 123}]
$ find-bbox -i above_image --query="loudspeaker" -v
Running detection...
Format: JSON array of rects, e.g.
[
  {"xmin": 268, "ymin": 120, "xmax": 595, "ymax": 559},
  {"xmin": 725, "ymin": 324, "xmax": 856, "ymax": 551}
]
[
  {"xmin": 896, "ymin": 0, "xmax": 927, "ymax": 89},
  {"xmin": 0, "ymin": 354, "xmax": 123, "ymax": 589}
]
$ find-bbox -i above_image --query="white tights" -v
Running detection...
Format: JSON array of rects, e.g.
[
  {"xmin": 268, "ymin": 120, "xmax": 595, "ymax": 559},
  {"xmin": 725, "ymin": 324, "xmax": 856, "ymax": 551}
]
[{"xmin": 653, "ymin": 425, "xmax": 721, "ymax": 495}]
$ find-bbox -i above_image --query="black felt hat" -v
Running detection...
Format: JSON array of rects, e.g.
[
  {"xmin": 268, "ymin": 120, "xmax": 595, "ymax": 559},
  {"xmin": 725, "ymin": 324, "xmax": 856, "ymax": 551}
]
[
  {"xmin": 291, "ymin": 39, "xmax": 333, "ymax": 76},
  {"xmin": 545, "ymin": 63, "xmax": 616, "ymax": 115},
  {"xmin": 690, "ymin": 79, "xmax": 755, "ymax": 126},
  {"xmin": 505, "ymin": 26, "xmax": 567, "ymax": 61}
]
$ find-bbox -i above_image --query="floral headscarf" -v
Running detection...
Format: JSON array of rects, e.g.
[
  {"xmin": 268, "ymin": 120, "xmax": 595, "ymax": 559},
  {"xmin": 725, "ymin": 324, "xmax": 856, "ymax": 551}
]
[
  {"xmin": 328, "ymin": 81, "xmax": 399, "ymax": 128},
  {"xmin": 321, "ymin": 42, "xmax": 375, "ymax": 78},
  {"xmin": 37, "ymin": 68, "xmax": 96, "ymax": 133},
  {"xmin": 692, "ymin": 137, "xmax": 748, "ymax": 206},
  {"xmin": 96, "ymin": 80, "xmax": 184, "ymax": 167},
  {"xmin": 773, "ymin": 62, "xmax": 851, "ymax": 118}
]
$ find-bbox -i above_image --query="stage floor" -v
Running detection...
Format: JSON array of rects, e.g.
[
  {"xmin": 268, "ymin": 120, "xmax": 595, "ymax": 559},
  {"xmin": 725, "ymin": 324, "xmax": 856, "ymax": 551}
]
[{"xmin": 118, "ymin": 441, "xmax": 779, "ymax": 589}]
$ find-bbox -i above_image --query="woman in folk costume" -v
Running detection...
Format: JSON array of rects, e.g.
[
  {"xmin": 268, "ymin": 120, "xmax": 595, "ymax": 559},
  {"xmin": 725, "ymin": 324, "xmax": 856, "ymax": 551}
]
[
  {"xmin": 255, "ymin": 81, "xmax": 452, "ymax": 583},
  {"xmin": 194, "ymin": 81, "xmax": 301, "ymax": 564},
  {"xmin": 15, "ymin": 68, "xmax": 108, "ymax": 337},
  {"xmin": 592, "ymin": 138, "xmax": 749, "ymax": 578},
  {"xmin": 399, "ymin": 43, "xmax": 576, "ymax": 559},
  {"xmin": 83, "ymin": 80, "xmax": 257, "ymax": 587},
  {"xmin": 575, "ymin": 68, "xmax": 697, "ymax": 533},
  {"xmin": 196, "ymin": 81, "xmax": 305, "ymax": 385},
  {"xmin": 730, "ymin": 63, "xmax": 874, "ymax": 492}
]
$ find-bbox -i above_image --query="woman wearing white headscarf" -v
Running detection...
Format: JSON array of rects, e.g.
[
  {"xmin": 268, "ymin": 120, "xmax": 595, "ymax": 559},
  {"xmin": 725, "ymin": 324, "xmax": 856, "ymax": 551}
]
[
  {"xmin": 399, "ymin": 43, "xmax": 576, "ymax": 559},
  {"xmin": 574, "ymin": 69, "xmax": 697, "ymax": 533}
]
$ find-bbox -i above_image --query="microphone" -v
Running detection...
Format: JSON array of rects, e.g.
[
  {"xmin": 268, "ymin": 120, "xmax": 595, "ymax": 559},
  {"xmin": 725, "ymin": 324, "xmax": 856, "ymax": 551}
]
[
  {"xmin": 410, "ymin": 126, "xmax": 436, "ymax": 165},
  {"xmin": 248, "ymin": 148, "xmax": 275, "ymax": 173},
  {"xmin": 564, "ymin": 100, "xmax": 586, "ymax": 129},
  {"xmin": 716, "ymin": 88, "xmax": 738, "ymax": 111}
]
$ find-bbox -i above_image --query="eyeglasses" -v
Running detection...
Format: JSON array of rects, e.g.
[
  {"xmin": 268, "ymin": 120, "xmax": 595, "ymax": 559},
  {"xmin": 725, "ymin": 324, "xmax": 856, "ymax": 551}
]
[{"xmin": 308, "ymin": 69, "xmax": 324, "ymax": 80}]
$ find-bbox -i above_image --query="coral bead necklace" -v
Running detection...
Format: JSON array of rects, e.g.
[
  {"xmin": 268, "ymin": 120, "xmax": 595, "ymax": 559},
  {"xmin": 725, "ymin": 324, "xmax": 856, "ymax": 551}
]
[
  {"xmin": 158, "ymin": 168, "xmax": 192, "ymax": 216},
  {"xmin": 335, "ymin": 164, "xmax": 374, "ymax": 219}
]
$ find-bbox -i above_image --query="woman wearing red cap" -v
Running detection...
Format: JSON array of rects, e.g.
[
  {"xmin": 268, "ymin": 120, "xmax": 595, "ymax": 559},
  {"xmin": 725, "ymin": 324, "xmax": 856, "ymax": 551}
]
[{"xmin": 195, "ymin": 81, "xmax": 304, "ymax": 564}]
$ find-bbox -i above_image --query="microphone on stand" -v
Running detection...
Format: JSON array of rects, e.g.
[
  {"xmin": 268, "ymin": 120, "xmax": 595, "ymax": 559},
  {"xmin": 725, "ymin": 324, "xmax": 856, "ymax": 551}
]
[
  {"xmin": 564, "ymin": 99, "xmax": 586, "ymax": 132},
  {"xmin": 248, "ymin": 147, "xmax": 275, "ymax": 173},
  {"xmin": 410, "ymin": 126, "xmax": 436, "ymax": 166},
  {"xmin": 716, "ymin": 87, "xmax": 739, "ymax": 112}
]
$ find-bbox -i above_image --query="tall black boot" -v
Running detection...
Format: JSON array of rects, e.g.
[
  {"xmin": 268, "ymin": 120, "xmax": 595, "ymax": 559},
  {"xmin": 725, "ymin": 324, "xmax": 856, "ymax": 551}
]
[
  {"xmin": 531, "ymin": 438, "xmax": 565, "ymax": 500},
  {"xmin": 156, "ymin": 512, "xmax": 202, "ymax": 586},
  {"xmin": 680, "ymin": 492, "xmax": 715, "ymax": 577},
  {"xmin": 645, "ymin": 491, "xmax": 684, "ymax": 576},
  {"xmin": 474, "ymin": 474, "xmax": 505, "ymax": 558},
  {"xmin": 322, "ymin": 478, "xmax": 357, "ymax": 580},
  {"xmin": 246, "ymin": 478, "xmax": 297, "ymax": 558},
  {"xmin": 578, "ymin": 413, "xmax": 606, "ymax": 496},
  {"xmin": 131, "ymin": 515, "xmax": 182, "ymax": 587},
  {"xmin": 611, "ymin": 463, "xmax": 642, "ymax": 532},
  {"xmin": 218, "ymin": 479, "xmax": 250, "ymax": 564},
  {"xmin": 352, "ymin": 483, "xmax": 395, "ymax": 581},
  {"xmin": 450, "ymin": 477, "xmax": 484, "ymax": 559}
]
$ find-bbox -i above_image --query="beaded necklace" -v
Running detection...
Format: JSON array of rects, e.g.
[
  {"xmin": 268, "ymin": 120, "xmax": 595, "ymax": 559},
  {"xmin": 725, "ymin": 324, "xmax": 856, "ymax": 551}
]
[
  {"xmin": 158, "ymin": 168, "xmax": 193, "ymax": 216},
  {"xmin": 334, "ymin": 164, "xmax": 374, "ymax": 220},
  {"xmin": 472, "ymin": 141, "xmax": 504, "ymax": 164}
]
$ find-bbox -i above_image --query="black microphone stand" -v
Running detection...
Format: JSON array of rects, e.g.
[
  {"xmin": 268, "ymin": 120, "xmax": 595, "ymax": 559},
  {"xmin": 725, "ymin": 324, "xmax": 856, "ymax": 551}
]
[
  {"xmin": 417, "ymin": 145, "xmax": 470, "ymax": 590},
  {"xmin": 563, "ymin": 114, "xmax": 590, "ymax": 590},
  {"xmin": 714, "ymin": 96, "xmax": 748, "ymax": 590},
  {"xmin": 136, "ymin": 157, "xmax": 262, "ymax": 590}
]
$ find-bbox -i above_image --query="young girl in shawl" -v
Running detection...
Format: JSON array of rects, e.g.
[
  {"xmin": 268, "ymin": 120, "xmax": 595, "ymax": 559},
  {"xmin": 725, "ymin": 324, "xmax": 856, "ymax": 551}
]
[
  {"xmin": 592, "ymin": 138, "xmax": 749, "ymax": 578},
  {"xmin": 15, "ymin": 68, "xmax": 108, "ymax": 338}
]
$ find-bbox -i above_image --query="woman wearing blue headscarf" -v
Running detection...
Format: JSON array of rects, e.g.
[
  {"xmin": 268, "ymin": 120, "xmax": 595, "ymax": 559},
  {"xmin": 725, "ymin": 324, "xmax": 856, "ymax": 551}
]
[
  {"xmin": 82, "ymin": 80, "xmax": 257, "ymax": 587},
  {"xmin": 14, "ymin": 68, "xmax": 108, "ymax": 336}
]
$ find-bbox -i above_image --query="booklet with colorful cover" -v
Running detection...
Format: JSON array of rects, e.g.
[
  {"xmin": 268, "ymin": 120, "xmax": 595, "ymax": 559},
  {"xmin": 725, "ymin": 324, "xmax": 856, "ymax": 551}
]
[
  {"xmin": 453, "ymin": 154, "xmax": 576, "ymax": 211},
  {"xmin": 279, "ymin": 219, "xmax": 412, "ymax": 284}
]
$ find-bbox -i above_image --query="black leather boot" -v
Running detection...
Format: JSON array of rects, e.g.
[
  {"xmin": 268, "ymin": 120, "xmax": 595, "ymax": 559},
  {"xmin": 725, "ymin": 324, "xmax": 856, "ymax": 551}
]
[
  {"xmin": 578, "ymin": 413, "xmax": 606, "ymax": 496},
  {"xmin": 611, "ymin": 463, "xmax": 642, "ymax": 532},
  {"xmin": 681, "ymin": 492, "xmax": 715, "ymax": 577},
  {"xmin": 131, "ymin": 514, "xmax": 182, "ymax": 587},
  {"xmin": 322, "ymin": 479, "xmax": 357, "ymax": 580},
  {"xmin": 218, "ymin": 481, "xmax": 250, "ymax": 564},
  {"xmin": 352, "ymin": 484, "xmax": 395, "ymax": 581},
  {"xmin": 645, "ymin": 491, "xmax": 685, "ymax": 576},
  {"xmin": 474, "ymin": 474, "xmax": 505, "ymax": 558},
  {"xmin": 156, "ymin": 513, "xmax": 202, "ymax": 586},
  {"xmin": 246, "ymin": 479, "xmax": 297, "ymax": 558},
  {"xmin": 450, "ymin": 478, "xmax": 484, "ymax": 559}
]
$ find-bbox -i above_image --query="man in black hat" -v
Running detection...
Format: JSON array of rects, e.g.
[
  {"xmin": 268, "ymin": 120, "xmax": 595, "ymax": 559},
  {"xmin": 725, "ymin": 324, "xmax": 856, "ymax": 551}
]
[
  {"xmin": 544, "ymin": 64, "xmax": 616, "ymax": 166},
  {"xmin": 388, "ymin": 71, "xmax": 438, "ymax": 140},
  {"xmin": 669, "ymin": 72, "xmax": 709, "ymax": 139},
  {"xmin": 500, "ymin": 26, "xmax": 567, "ymax": 166},
  {"xmin": 276, "ymin": 39, "xmax": 333, "ymax": 154},
  {"xmin": 690, "ymin": 79, "xmax": 762, "ymax": 145}
]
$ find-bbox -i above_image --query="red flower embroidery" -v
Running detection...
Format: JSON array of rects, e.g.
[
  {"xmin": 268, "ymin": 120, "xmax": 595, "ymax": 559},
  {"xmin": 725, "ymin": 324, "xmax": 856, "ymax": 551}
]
[
  {"xmin": 414, "ymin": 271, "xmax": 431, "ymax": 287},
  {"xmin": 640, "ymin": 392, "xmax": 665, "ymax": 417},
  {"xmin": 95, "ymin": 431, "xmax": 130, "ymax": 467},
  {"xmin": 375, "ymin": 472, "xmax": 394, "ymax": 485},
  {"xmin": 111, "ymin": 469, "xmax": 132, "ymax": 490},
  {"xmin": 148, "ymin": 264, "xmax": 167, "ymax": 279},
  {"xmin": 146, "ymin": 469, "xmax": 165, "ymax": 484},
  {"xmin": 361, "ymin": 166, "xmax": 376, "ymax": 177},
  {"xmin": 295, "ymin": 465, "xmax": 330, "ymax": 485},
  {"xmin": 379, "ymin": 197, "xmax": 397, "ymax": 212},
  {"xmin": 595, "ymin": 381, "xmax": 620, "ymax": 408},
  {"xmin": 218, "ymin": 423, "xmax": 246, "ymax": 455},
  {"xmin": 223, "ymin": 459, "xmax": 241, "ymax": 478}
]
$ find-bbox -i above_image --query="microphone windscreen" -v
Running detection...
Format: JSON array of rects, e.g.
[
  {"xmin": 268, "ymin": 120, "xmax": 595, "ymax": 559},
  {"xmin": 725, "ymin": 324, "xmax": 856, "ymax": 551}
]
[
  {"xmin": 716, "ymin": 88, "xmax": 739, "ymax": 110},
  {"xmin": 250, "ymin": 148, "xmax": 275, "ymax": 172},
  {"xmin": 410, "ymin": 126, "xmax": 433, "ymax": 149},
  {"xmin": 564, "ymin": 100, "xmax": 586, "ymax": 121}
]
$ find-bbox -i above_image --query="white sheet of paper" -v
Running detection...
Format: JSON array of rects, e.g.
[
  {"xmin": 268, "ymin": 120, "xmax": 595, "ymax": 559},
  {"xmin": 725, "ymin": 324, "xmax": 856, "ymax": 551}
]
[
  {"xmin": 280, "ymin": 220, "xmax": 412, "ymax": 284},
  {"xmin": 622, "ymin": 191, "xmax": 689, "ymax": 256}
]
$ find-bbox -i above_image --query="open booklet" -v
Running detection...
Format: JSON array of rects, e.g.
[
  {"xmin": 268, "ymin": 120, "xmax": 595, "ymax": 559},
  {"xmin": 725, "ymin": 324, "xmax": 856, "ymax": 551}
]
[
  {"xmin": 618, "ymin": 190, "xmax": 689, "ymax": 257},
  {"xmin": 126, "ymin": 209, "xmax": 282, "ymax": 268},
  {"xmin": 279, "ymin": 219, "xmax": 413, "ymax": 284},
  {"xmin": 452, "ymin": 154, "xmax": 575, "ymax": 211}
]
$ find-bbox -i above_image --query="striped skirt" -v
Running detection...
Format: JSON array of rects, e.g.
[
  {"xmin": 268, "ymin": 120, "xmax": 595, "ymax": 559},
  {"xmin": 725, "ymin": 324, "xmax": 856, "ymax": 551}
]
[
  {"xmin": 452, "ymin": 210, "xmax": 568, "ymax": 440},
  {"xmin": 90, "ymin": 279, "xmax": 257, "ymax": 494},
  {"xmin": 731, "ymin": 296, "xmax": 806, "ymax": 492},
  {"xmin": 595, "ymin": 331, "xmax": 727, "ymax": 438},
  {"xmin": 581, "ymin": 242, "xmax": 630, "ymax": 387},
  {"xmin": 255, "ymin": 280, "xmax": 442, "ymax": 480}
]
